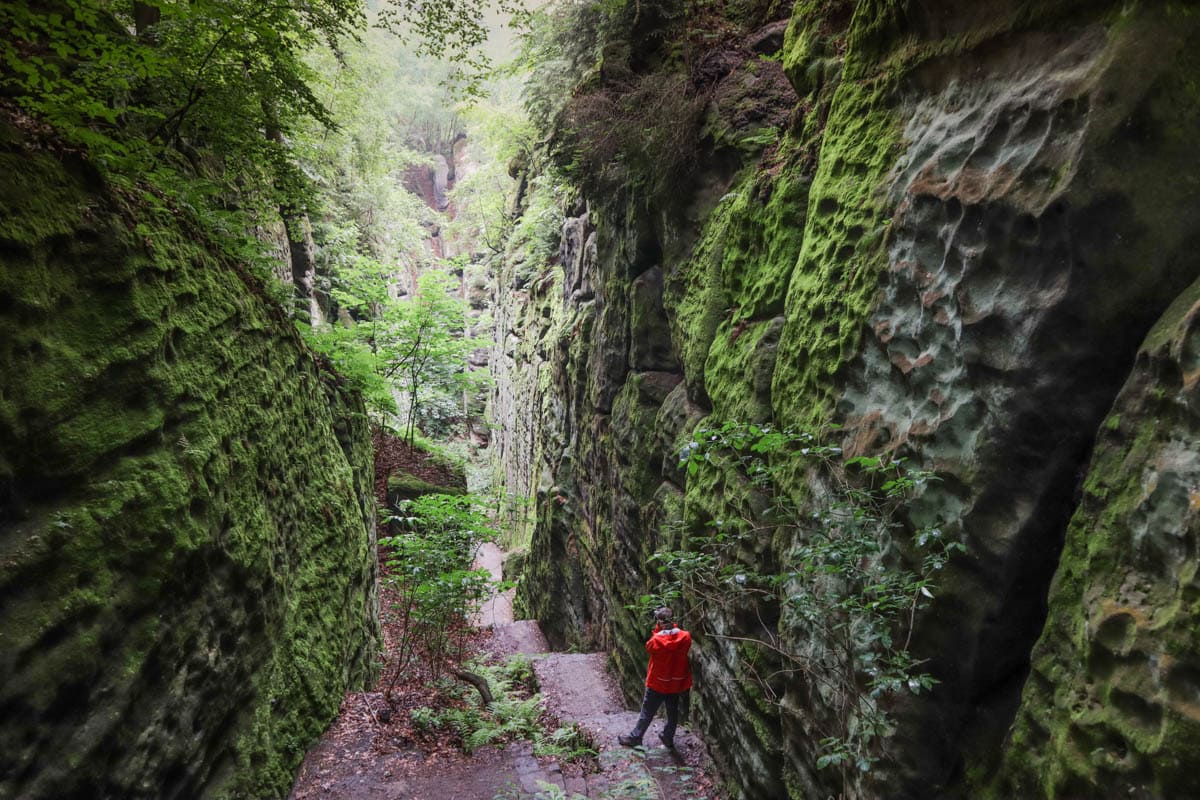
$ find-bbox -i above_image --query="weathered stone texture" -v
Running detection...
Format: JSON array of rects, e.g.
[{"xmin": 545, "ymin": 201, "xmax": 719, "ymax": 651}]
[
  {"xmin": 835, "ymin": 11, "xmax": 1200, "ymax": 791},
  {"xmin": 0, "ymin": 121, "xmax": 379, "ymax": 800},
  {"xmin": 491, "ymin": 2, "xmax": 1200, "ymax": 798},
  {"xmin": 990, "ymin": 275, "xmax": 1200, "ymax": 797}
]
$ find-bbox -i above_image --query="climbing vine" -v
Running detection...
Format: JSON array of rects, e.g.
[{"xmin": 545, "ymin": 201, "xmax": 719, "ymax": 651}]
[{"xmin": 648, "ymin": 422, "xmax": 963, "ymax": 792}]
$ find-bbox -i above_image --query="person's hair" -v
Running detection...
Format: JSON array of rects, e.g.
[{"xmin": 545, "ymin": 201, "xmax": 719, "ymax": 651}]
[{"xmin": 654, "ymin": 606, "xmax": 673, "ymax": 623}]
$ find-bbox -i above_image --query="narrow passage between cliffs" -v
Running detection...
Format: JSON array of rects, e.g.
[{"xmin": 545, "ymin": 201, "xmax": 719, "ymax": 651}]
[{"xmin": 290, "ymin": 541, "xmax": 717, "ymax": 800}]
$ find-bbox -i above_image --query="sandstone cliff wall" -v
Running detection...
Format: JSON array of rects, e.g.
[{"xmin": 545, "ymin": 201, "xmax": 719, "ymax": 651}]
[
  {"xmin": 992, "ymin": 286, "xmax": 1200, "ymax": 797},
  {"xmin": 493, "ymin": 1, "xmax": 1200, "ymax": 797},
  {"xmin": 0, "ymin": 119, "xmax": 380, "ymax": 800}
]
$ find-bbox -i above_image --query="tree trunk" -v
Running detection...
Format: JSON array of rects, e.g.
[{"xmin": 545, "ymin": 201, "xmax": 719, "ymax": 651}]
[
  {"xmin": 283, "ymin": 210, "xmax": 323, "ymax": 324},
  {"xmin": 451, "ymin": 669, "xmax": 494, "ymax": 707},
  {"xmin": 133, "ymin": 2, "xmax": 160, "ymax": 36},
  {"xmin": 265, "ymin": 122, "xmax": 326, "ymax": 325}
]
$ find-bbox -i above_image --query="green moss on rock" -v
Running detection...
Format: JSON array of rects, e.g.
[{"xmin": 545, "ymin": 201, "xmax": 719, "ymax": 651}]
[
  {"xmin": 387, "ymin": 472, "xmax": 466, "ymax": 501},
  {"xmin": 0, "ymin": 122, "xmax": 379, "ymax": 800},
  {"xmin": 770, "ymin": 68, "xmax": 903, "ymax": 428},
  {"xmin": 664, "ymin": 195, "xmax": 735, "ymax": 404}
]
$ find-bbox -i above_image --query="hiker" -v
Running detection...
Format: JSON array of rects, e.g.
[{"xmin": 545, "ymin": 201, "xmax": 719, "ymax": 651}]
[{"xmin": 618, "ymin": 606, "xmax": 692, "ymax": 749}]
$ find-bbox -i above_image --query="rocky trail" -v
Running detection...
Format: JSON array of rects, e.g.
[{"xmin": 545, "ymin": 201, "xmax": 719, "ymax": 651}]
[{"xmin": 290, "ymin": 543, "xmax": 717, "ymax": 800}]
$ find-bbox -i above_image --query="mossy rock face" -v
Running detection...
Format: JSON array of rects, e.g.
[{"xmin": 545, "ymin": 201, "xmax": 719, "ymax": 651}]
[
  {"xmin": 988, "ymin": 273, "xmax": 1200, "ymax": 798},
  {"xmin": 0, "ymin": 122, "xmax": 379, "ymax": 800},
  {"xmin": 492, "ymin": 1, "xmax": 1200, "ymax": 798},
  {"xmin": 830, "ymin": 8, "xmax": 1200, "ymax": 792},
  {"xmin": 629, "ymin": 267, "xmax": 679, "ymax": 373},
  {"xmin": 386, "ymin": 472, "xmax": 466, "ymax": 503},
  {"xmin": 501, "ymin": 549, "xmax": 529, "ymax": 584}
]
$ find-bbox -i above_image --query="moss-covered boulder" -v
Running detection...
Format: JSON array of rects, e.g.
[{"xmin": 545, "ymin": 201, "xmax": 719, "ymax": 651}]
[
  {"xmin": 386, "ymin": 472, "xmax": 466, "ymax": 503},
  {"xmin": 0, "ymin": 119, "xmax": 379, "ymax": 799}
]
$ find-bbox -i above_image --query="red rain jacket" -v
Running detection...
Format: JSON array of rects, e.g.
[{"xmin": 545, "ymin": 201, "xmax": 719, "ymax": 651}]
[{"xmin": 645, "ymin": 625, "xmax": 693, "ymax": 694}]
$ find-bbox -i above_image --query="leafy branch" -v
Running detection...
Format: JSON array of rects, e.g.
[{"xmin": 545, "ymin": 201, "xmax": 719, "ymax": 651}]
[
  {"xmin": 378, "ymin": 493, "xmax": 501, "ymax": 703},
  {"xmin": 648, "ymin": 422, "xmax": 964, "ymax": 796}
]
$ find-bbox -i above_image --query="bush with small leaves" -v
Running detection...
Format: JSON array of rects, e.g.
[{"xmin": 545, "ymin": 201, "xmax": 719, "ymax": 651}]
[{"xmin": 647, "ymin": 422, "xmax": 965, "ymax": 794}]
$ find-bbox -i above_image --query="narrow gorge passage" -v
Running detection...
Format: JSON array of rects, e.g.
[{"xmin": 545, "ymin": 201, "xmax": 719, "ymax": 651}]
[
  {"xmin": 6, "ymin": 2, "xmax": 1200, "ymax": 800},
  {"xmin": 291, "ymin": 541, "xmax": 717, "ymax": 800}
]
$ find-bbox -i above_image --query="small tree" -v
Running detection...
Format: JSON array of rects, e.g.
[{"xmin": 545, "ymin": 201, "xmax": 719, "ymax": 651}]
[
  {"xmin": 305, "ymin": 262, "xmax": 486, "ymax": 436},
  {"xmin": 379, "ymin": 269, "xmax": 487, "ymax": 443},
  {"xmin": 379, "ymin": 493, "xmax": 497, "ymax": 702}
]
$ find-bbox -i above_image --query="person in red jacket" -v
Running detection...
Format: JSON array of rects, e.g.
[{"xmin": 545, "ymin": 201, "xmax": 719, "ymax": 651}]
[{"xmin": 618, "ymin": 606, "xmax": 692, "ymax": 749}]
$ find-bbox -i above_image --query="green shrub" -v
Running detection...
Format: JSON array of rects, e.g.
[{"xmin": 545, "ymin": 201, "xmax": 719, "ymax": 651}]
[
  {"xmin": 650, "ymin": 422, "xmax": 965, "ymax": 792},
  {"xmin": 379, "ymin": 494, "xmax": 498, "ymax": 695},
  {"xmin": 416, "ymin": 656, "xmax": 598, "ymax": 760}
]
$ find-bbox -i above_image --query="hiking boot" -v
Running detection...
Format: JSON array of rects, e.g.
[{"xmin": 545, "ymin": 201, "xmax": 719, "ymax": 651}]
[
  {"xmin": 658, "ymin": 732, "xmax": 675, "ymax": 749},
  {"xmin": 618, "ymin": 735, "xmax": 642, "ymax": 748}
]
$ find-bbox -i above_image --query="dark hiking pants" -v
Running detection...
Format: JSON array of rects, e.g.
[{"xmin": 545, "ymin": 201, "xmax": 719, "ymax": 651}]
[{"xmin": 629, "ymin": 687, "xmax": 688, "ymax": 743}]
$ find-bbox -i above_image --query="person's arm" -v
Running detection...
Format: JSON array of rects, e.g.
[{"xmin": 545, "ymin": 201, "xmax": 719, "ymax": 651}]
[{"xmin": 645, "ymin": 624, "xmax": 660, "ymax": 651}]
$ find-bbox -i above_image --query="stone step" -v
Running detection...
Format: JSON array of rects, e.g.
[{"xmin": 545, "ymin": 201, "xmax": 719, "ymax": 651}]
[
  {"xmin": 471, "ymin": 547, "xmax": 711, "ymax": 799},
  {"xmin": 510, "ymin": 741, "xmax": 565, "ymax": 795},
  {"xmin": 529, "ymin": 652, "xmax": 711, "ymax": 800},
  {"xmin": 492, "ymin": 620, "xmax": 551, "ymax": 656}
]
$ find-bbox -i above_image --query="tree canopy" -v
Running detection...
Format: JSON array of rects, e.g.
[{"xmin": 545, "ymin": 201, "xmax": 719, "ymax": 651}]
[{"xmin": 1, "ymin": 0, "xmax": 535, "ymax": 445}]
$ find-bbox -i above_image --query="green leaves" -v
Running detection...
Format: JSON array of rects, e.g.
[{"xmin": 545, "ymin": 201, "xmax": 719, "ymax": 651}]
[
  {"xmin": 749, "ymin": 430, "xmax": 788, "ymax": 453},
  {"xmin": 379, "ymin": 493, "xmax": 498, "ymax": 692},
  {"xmin": 303, "ymin": 260, "xmax": 486, "ymax": 431},
  {"xmin": 661, "ymin": 421, "xmax": 965, "ymax": 787}
]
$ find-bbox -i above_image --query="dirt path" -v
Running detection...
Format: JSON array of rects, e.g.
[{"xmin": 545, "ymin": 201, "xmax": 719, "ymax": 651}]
[
  {"xmin": 289, "ymin": 543, "xmax": 717, "ymax": 800},
  {"xmin": 534, "ymin": 652, "xmax": 713, "ymax": 800}
]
